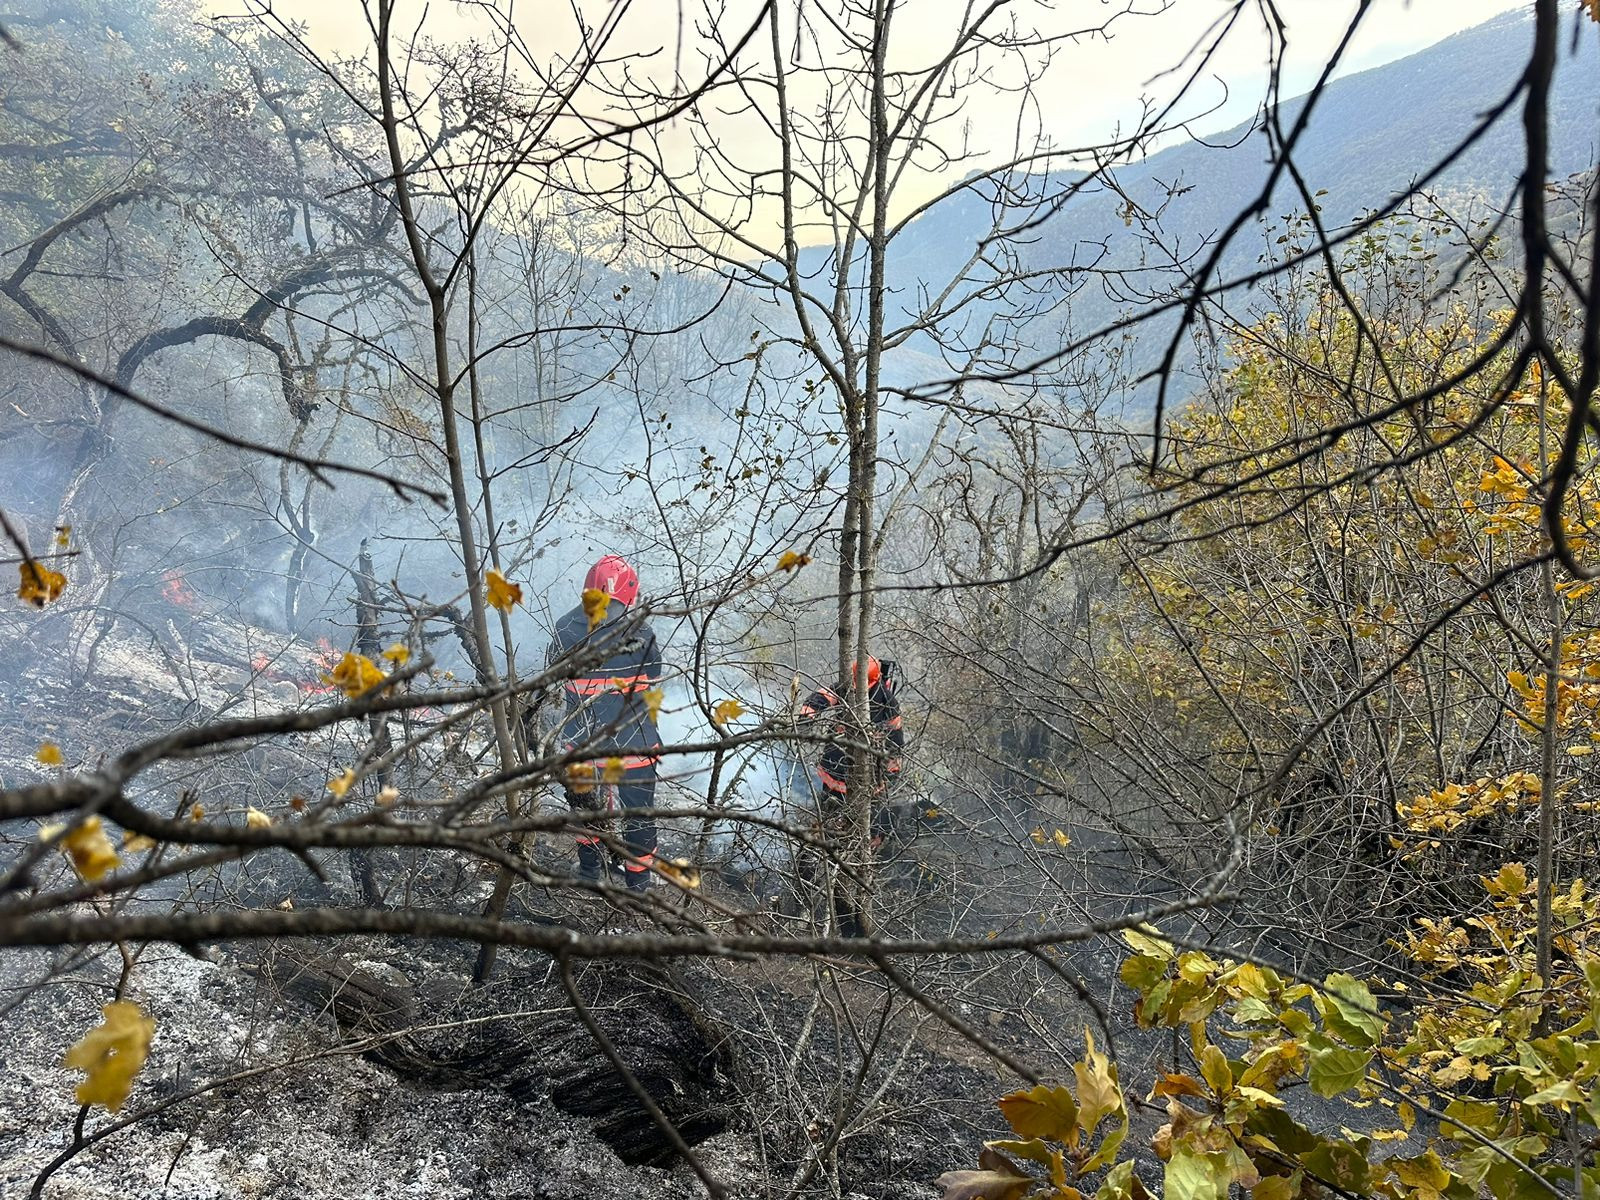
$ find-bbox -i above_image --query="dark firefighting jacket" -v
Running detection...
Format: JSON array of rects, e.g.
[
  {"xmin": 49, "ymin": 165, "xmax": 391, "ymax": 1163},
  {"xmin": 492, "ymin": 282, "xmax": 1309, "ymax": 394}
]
[
  {"xmin": 799, "ymin": 677, "xmax": 904, "ymax": 795},
  {"xmin": 546, "ymin": 597, "xmax": 663, "ymax": 764}
]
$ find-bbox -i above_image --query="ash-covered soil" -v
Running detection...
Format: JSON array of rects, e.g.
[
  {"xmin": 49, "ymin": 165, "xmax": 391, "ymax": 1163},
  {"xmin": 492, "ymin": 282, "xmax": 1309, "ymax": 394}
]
[
  {"xmin": 0, "ymin": 911, "xmax": 1019, "ymax": 1200},
  {"xmin": 0, "ymin": 944, "xmax": 777, "ymax": 1200}
]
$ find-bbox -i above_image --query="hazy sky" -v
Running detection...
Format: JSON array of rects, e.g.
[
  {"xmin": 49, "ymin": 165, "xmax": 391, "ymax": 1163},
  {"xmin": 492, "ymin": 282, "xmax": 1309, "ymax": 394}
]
[
  {"xmin": 235, "ymin": 0, "xmax": 1527, "ymax": 152},
  {"xmin": 219, "ymin": 0, "xmax": 1528, "ymax": 234}
]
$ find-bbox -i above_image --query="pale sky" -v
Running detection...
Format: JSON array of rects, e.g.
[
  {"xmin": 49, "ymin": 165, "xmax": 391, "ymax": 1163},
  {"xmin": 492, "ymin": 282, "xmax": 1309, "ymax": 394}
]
[
  {"xmin": 231, "ymin": 0, "xmax": 1526, "ymax": 148},
  {"xmin": 216, "ymin": 0, "xmax": 1528, "ymax": 236}
]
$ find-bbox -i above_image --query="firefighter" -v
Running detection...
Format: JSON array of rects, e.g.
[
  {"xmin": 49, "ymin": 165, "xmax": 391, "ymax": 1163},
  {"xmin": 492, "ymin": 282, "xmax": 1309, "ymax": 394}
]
[
  {"xmin": 791, "ymin": 657, "xmax": 905, "ymax": 935},
  {"xmin": 546, "ymin": 555, "xmax": 662, "ymax": 891},
  {"xmin": 797, "ymin": 656, "xmax": 904, "ymax": 821}
]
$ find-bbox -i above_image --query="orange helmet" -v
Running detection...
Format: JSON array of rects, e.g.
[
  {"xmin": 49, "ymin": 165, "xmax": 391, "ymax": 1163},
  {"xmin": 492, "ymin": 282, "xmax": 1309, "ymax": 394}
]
[{"xmin": 854, "ymin": 657, "xmax": 881, "ymax": 688}]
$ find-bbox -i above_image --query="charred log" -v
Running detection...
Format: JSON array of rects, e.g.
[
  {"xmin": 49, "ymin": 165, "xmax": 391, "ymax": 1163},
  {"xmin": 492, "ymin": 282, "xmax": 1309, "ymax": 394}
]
[{"xmin": 257, "ymin": 942, "xmax": 734, "ymax": 1165}]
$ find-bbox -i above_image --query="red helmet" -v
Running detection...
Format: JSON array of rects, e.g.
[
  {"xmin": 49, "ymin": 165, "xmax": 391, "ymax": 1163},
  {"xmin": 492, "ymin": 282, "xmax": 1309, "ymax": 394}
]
[
  {"xmin": 854, "ymin": 657, "xmax": 881, "ymax": 688},
  {"xmin": 584, "ymin": 555, "xmax": 639, "ymax": 606}
]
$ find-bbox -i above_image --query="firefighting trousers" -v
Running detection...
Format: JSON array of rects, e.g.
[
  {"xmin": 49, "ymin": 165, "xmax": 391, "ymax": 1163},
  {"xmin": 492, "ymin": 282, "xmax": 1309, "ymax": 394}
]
[{"xmin": 565, "ymin": 761, "xmax": 658, "ymax": 874}]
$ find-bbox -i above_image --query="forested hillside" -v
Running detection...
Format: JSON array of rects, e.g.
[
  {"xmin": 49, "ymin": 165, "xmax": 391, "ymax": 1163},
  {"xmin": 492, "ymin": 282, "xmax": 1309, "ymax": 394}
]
[{"xmin": 1, "ymin": 2, "xmax": 1598, "ymax": 1199}]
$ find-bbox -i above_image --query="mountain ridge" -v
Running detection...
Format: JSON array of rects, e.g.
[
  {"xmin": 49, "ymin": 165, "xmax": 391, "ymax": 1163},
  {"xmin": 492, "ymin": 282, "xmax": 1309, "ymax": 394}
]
[{"xmin": 877, "ymin": 8, "xmax": 1596, "ymax": 403}]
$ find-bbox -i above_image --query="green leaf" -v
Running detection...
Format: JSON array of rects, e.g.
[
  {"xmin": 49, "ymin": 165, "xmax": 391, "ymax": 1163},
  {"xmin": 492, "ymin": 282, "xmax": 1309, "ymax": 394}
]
[
  {"xmin": 1524, "ymin": 1079, "xmax": 1584, "ymax": 1107},
  {"xmin": 1315, "ymin": 974, "xmax": 1385, "ymax": 1047},
  {"xmin": 1120, "ymin": 954, "xmax": 1169, "ymax": 994},
  {"xmin": 1121, "ymin": 927, "xmax": 1173, "ymax": 960},
  {"xmin": 1487, "ymin": 1154, "xmax": 1557, "ymax": 1200},
  {"xmin": 1230, "ymin": 997, "xmax": 1277, "ymax": 1025},
  {"xmin": 1080, "ymin": 1113, "xmax": 1129, "ymax": 1176},
  {"xmin": 1308, "ymin": 1042, "xmax": 1372, "ymax": 1098},
  {"xmin": 1097, "ymin": 1160, "xmax": 1150, "ymax": 1200},
  {"xmin": 1454, "ymin": 1036, "xmax": 1508, "ymax": 1057},
  {"xmin": 1443, "ymin": 1098, "xmax": 1503, "ymax": 1140},
  {"xmin": 1278, "ymin": 1007, "xmax": 1315, "ymax": 1037},
  {"xmin": 1140, "ymin": 979, "xmax": 1173, "ymax": 1027},
  {"xmin": 1222, "ymin": 1139, "xmax": 1261, "ymax": 1189},
  {"xmin": 1166, "ymin": 1147, "xmax": 1230, "ymax": 1200},
  {"xmin": 1455, "ymin": 1145, "xmax": 1499, "ymax": 1189},
  {"xmin": 1247, "ymin": 1106, "xmax": 1323, "ymax": 1156},
  {"xmin": 1302, "ymin": 1138, "xmax": 1372, "ymax": 1194}
]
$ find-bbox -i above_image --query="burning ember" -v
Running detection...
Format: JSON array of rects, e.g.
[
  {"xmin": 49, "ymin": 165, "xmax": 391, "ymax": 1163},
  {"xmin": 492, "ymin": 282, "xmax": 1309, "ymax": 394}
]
[
  {"xmin": 248, "ymin": 641, "xmax": 347, "ymax": 696},
  {"xmin": 161, "ymin": 570, "xmax": 200, "ymax": 610},
  {"xmin": 302, "ymin": 638, "xmax": 343, "ymax": 695}
]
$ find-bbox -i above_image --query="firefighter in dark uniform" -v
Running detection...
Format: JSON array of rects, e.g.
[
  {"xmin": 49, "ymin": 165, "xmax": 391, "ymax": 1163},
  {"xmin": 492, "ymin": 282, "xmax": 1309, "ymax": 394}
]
[
  {"xmin": 798, "ymin": 656, "xmax": 904, "ymax": 829},
  {"xmin": 546, "ymin": 554, "xmax": 662, "ymax": 890},
  {"xmin": 791, "ymin": 656, "xmax": 905, "ymax": 935}
]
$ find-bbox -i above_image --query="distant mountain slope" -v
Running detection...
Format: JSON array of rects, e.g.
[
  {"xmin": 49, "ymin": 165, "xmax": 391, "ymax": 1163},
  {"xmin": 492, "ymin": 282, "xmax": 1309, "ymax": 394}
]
[{"xmin": 884, "ymin": 9, "xmax": 1598, "ymax": 403}]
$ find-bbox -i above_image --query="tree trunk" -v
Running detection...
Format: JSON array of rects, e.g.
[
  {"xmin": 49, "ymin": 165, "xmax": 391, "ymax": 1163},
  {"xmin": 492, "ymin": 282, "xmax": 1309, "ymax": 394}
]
[{"xmin": 348, "ymin": 539, "xmax": 390, "ymax": 909}]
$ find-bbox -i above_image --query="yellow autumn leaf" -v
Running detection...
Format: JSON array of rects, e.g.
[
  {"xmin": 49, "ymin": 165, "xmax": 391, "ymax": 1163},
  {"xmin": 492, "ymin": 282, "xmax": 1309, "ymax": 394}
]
[
  {"xmin": 327, "ymin": 769, "xmax": 357, "ymax": 798},
  {"xmin": 601, "ymin": 756, "xmax": 625, "ymax": 785},
  {"xmin": 17, "ymin": 560, "xmax": 66, "ymax": 607},
  {"xmin": 776, "ymin": 550, "xmax": 812, "ymax": 571},
  {"xmin": 565, "ymin": 761, "xmax": 599, "ymax": 795},
  {"xmin": 1030, "ymin": 826, "xmax": 1047, "ymax": 845},
  {"xmin": 486, "ymin": 569, "xmax": 523, "ymax": 613},
  {"xmin": 711, "ymin": 698, "xmax": 746, "ymax": 726},
  {"xmin": 1073, "ymin": 1029, "xmax": 1123, "ymax": 1135},
  {"xmin": 324, "ymin": 652, "xmax": 386, "ymax": 698},
  {"xmin": 1052, "ymin": 829, "xmax": 1071, "ymax": 848},
  {"xmin": 643, "ymin": 687, "xmax": 665, "ymax": 722},
  {"xmin": 54, "ymin": 817, "xmax": 119, "ymax": 881},
  {"xmin": 35, "ymin": 741, "xmax": 63, "ymax": 766},
  {"xmin": 54, "ymin": 525, "xmax": 71, "ymax": 548},
  {"xmin": 189, "ymin": 802, "xmax": 206, "ymax": 821},
  {"xmin": 122, "ymin": 831, "xmax": 157, "ymax": 854},
  {"xmin": 62, "ymin": 1001, "xmax": 155, "ymax": 1112},
  {"xmin": 245, "ymin": 807, "xmax": 272, "ymax": 830},
  {"xmin": 581, "ymin": 586, "xmax": 610, "ymax": 631},
  {"xmin": 997, "ymin": 1082, "xmax": 1080, "ymax": 1142},
  {"xmin": 381, "ymin": 643, "xmax": 410, "ymax": 666},
  {"xmin": 375, "ymin": 785, "xmax": 400, "ymax": 807},
  {"xmin": 657, "ymin": 858, "xmax": 702, "ymax": 889}
]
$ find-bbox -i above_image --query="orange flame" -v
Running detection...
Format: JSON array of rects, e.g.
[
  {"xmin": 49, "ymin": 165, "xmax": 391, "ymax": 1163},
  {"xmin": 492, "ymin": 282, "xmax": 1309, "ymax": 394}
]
[
  {"xmin": 300, "ymin": 638, "xmax": 342, "ymax": 695},
  {"xmin": 161, "ymin": 570, "xmax": 199, "ymax": 610}
]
